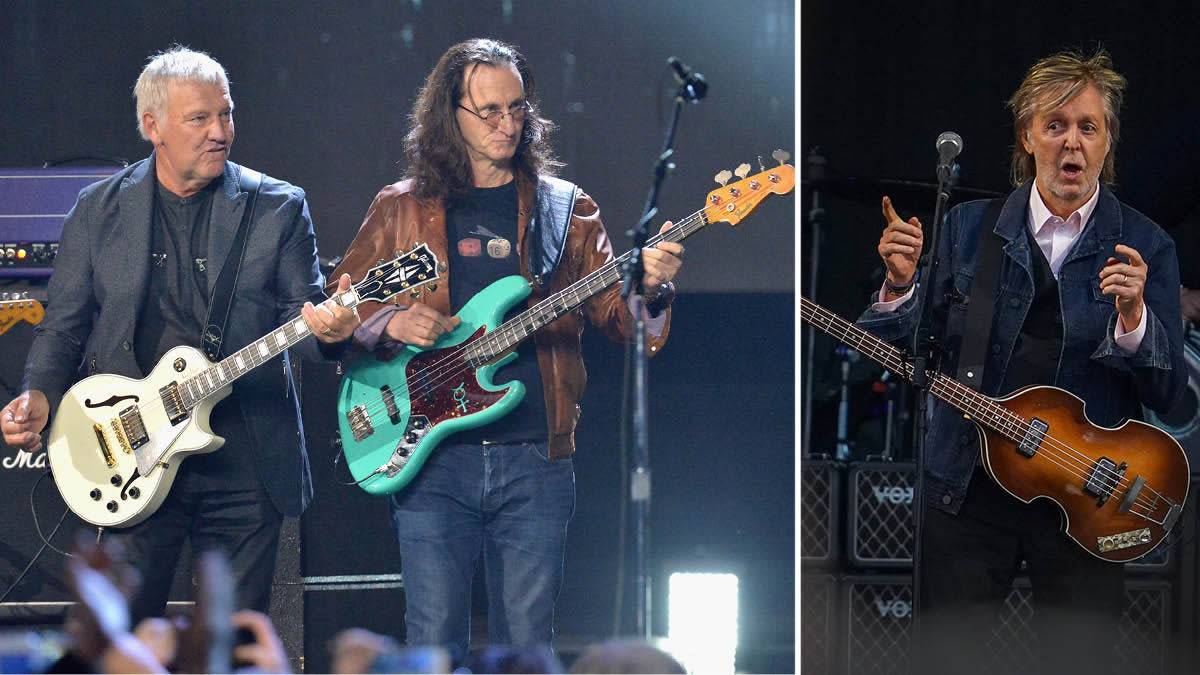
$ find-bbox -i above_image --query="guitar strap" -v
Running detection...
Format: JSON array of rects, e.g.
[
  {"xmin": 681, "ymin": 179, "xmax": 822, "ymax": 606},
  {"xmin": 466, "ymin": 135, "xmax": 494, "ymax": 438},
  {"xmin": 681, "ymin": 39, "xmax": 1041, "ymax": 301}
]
[
  {"xmin": 526, "ymin": 175, "xmax": 577, "ymax": 290},
  {"xmin": 202, "ymin": 168, "xmax": 262, "ymax": 361},
  {"xmin": 955, "ymin": 197, "xmax": 1007, "ymax": 392}
]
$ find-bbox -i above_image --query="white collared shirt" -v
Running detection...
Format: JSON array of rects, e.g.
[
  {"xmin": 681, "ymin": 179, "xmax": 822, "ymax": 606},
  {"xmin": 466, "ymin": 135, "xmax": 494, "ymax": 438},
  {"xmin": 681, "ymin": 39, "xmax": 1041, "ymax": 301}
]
[{"xmin": 1028, "ymin": 182, "xmax": 1099, "ymax": 278}]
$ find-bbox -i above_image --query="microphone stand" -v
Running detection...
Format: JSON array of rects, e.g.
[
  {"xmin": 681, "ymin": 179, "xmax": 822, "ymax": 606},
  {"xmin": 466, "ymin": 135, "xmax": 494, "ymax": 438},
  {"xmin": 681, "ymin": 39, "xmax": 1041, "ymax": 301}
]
[
  {"xmin": 621, "ymin": 67, "xmax": 698, "ymax": 640},
  {"xmin": 801, "ymin": 148, "xmax": 826, "ymax": 457},
  {"xmin": 907, "ymin": 156, "xmax": 954, "ymax": 654}
]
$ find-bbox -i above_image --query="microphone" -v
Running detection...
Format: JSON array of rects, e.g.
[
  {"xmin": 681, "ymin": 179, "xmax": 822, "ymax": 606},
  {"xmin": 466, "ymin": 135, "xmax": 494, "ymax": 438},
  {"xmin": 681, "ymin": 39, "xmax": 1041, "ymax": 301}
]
[
  {"xmin": 936, "ymin": 131, "xmax": 963, "ymax": 180},
  {"xmin": 667, "ymin": 56, "xmax": 708, "ymax": 102}
]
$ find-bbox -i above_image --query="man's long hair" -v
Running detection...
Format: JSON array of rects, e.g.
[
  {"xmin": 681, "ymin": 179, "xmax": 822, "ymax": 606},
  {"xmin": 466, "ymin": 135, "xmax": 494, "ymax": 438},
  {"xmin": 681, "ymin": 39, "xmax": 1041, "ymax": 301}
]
[
  {"xmin": 403, "ymin": 38, "xmax": 560, "ymax": 204},
  {"xmin": 1007, "ymin": 48, "xmax": 1126, "ymax": 187}
]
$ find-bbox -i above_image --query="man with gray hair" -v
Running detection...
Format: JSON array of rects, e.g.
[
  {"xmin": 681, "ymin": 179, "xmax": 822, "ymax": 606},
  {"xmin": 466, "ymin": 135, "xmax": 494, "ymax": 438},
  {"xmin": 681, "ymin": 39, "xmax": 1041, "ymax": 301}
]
[
  {"xmin": 858, "ymin": 49, "xmax": 1186, "ymax": 673},
  {"xmin": 0, "ymin": 45, "xmax": 359, "ymax": 620}
]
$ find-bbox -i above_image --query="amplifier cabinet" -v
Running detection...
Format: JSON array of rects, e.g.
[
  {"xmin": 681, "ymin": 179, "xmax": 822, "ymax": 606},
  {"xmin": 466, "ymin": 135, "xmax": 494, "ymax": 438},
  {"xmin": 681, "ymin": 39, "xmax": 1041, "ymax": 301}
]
[
  {"xmin": 837, "ymin": 574, "xmax": 1171, "ymax": 675},
  {"xmin": 801, "ymin": 460, "xmax": 841, "ymax": 568},
  {"xmin": 847, "ymin": 462, "xmax": 915, "ymax": 568},
  {"xmin": 799, "ymin": 573, "xmax": 836, "ymax": 675}
]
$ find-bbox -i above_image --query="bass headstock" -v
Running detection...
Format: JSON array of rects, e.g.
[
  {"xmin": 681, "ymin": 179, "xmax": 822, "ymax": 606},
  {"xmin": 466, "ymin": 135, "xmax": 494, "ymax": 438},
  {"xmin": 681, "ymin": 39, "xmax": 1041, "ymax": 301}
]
[
  {"xmin": 0, "ymin": 297, "xmax": 44, "ymax": 336},
  {"xmin": 702, "ymin": 151, "xmax": 795, "ymax": 226}
]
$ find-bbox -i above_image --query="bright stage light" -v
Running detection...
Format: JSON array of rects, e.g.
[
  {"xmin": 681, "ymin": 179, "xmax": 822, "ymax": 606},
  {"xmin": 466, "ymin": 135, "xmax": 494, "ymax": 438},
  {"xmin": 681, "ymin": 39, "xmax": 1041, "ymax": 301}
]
[{"xmin": 666, "ymin": 571, "xmax": 739, "ymax": 674}]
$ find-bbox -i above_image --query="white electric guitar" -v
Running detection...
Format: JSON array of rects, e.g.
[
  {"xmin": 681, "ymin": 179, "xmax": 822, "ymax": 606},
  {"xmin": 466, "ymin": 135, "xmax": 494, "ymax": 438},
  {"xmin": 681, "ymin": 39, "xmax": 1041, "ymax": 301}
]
[{"xmin": 46, "ymin": 244, "xmax": 440, "ymax": 528}]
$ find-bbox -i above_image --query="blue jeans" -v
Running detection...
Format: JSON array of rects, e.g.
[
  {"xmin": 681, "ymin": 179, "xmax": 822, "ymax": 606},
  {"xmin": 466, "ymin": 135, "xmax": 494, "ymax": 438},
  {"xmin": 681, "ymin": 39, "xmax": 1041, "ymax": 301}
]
[{"xmin": 389, "ymin": 441, "xmax": 575, "ymax": 663}]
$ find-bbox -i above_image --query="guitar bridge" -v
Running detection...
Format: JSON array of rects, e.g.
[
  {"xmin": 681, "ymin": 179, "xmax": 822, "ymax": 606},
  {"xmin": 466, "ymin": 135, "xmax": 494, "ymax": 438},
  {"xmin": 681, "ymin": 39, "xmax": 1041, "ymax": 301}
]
[
  {"xmin": 118, "ymin": 406, "xmax": 149, "ymax": 450},
  {"xmin": 347, "ymin": 405, "xmax": 374, "ymax": 442}
]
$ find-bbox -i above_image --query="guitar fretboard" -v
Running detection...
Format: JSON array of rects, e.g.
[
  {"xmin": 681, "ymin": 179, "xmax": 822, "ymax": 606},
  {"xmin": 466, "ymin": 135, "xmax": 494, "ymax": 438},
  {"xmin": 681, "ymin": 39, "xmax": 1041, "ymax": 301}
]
[
  {"xmin": 177, "ymin": 289, "xmax": 360, "ymax": 409},
  {"xmin": 799, "ymin": 296, "xmax": 1028, "ymax": 443},
  {"xmin": 464, "ymin": 211, "xmax": 710, "ymax": 364}
]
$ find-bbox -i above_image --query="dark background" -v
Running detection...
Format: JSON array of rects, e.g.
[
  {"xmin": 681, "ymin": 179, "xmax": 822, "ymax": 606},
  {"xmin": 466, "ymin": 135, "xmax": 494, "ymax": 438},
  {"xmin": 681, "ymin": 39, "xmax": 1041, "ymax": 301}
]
[
  {"xmin": 801, "ymin": 2, "xmax": 1200, "ymax": 459},
  {"xmin": 0, "ymin": 0, "xmax": 796, "ymax": 671},
  {"xmin": 1, "ymin": 0, "xmax": 795, "ymax": 293}
]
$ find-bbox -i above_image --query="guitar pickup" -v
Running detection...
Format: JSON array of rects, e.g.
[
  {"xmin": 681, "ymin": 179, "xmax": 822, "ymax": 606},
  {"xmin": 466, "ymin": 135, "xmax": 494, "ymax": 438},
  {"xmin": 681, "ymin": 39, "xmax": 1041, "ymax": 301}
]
[
  {"xmin": 1017, "ymin": 417, "xmax": 1048, "ymax": 458},
  {"xmin": 118, "ymin": 406, "xmax": 149, "ymax": 450},
  {"xmin": 347, "ymin": 405, "xmax": 374, "ymax": 442},
  {"xmin": 1084, "ymin": 458, "xmax": 1125, "ymax": 506},
  {"xmin": 158, "ymin": 382, "xmax": 189, "ymax": 425},
  {"xmin": 380, "ymin": 385, "xmax": 401, "ymax": 425}
]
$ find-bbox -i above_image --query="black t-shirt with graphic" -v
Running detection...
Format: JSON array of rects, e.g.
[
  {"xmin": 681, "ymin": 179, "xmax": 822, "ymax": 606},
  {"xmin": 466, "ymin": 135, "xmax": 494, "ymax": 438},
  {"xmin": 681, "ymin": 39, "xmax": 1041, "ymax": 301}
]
[{"xmin": 443, "ymin": 181, "xmax": 547, "ymax": 444}]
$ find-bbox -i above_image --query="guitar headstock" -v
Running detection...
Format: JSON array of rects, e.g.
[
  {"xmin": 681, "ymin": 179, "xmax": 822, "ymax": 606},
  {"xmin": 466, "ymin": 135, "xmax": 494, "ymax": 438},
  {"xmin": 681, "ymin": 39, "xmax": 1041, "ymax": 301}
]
[
  {"xmin": 0, "ymin": 297, "xmax": 44, "ymax": 336},
  {"xmin": 353, "ymin": 243, "xmax": 442, "ymax": 304},
  {"xmin": 702, "ymin": 151, "xmax": 795, "ymax": 226}
]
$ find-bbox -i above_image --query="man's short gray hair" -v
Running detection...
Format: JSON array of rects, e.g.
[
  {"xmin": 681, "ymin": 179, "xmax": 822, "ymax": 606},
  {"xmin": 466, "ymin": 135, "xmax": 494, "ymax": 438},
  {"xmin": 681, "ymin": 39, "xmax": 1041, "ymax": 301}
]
[{"xmin": 133, "ymin": 46, "xmax": 231, "ymax": 141}]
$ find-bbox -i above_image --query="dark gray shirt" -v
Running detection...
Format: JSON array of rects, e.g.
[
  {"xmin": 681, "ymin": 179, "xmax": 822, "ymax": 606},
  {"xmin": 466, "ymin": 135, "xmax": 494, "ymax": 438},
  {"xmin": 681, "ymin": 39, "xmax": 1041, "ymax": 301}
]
[{"xmin": 134, "ymin": 176, "xmax": 257, "ymax": 488}]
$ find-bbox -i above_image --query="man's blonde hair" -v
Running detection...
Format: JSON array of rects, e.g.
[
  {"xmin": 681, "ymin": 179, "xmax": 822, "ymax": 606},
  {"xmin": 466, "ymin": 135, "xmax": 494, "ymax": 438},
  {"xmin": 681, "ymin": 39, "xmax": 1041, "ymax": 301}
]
[
  {"xmin": 1007, "ymin": 49, "xmax": 1126, "ymax": 187},
  {"xmin": 133, "ymin": 46, "xmax": 230, "ymax": 141}
]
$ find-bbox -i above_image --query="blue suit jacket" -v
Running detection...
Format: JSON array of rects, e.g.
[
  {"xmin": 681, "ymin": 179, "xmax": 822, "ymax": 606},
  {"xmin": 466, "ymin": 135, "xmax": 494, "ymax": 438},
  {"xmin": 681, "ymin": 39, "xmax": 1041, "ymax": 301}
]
[{"xmin": 24, "ymin": 154, "xmax": 344, "ymax": 516}]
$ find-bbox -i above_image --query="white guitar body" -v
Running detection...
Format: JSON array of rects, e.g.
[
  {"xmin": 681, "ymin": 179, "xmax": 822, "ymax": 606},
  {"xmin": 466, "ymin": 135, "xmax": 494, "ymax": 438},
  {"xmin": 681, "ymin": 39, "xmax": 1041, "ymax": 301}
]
[
  {"xmin": 41, "ymin": 243, "xmax": 443, "ymax": 529},
  {"xmin": 47, "ymin": 345, "xmax": 231, "ymax": 528}
]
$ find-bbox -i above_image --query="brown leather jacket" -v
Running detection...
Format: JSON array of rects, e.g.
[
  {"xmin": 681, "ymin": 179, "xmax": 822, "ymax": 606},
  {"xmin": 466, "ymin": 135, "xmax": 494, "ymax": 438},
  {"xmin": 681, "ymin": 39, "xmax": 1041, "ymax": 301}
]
[{"xmin": 331, "ymin": 173, "xmax": 673, "ymax": 459}]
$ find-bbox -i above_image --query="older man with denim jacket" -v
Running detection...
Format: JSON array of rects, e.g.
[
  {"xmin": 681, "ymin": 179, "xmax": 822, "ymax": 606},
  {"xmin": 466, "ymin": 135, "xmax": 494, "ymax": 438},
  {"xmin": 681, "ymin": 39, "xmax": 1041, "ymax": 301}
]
[{"xmin": 857, "ymin": 50, "xmax": 1186, "ymax": 675}]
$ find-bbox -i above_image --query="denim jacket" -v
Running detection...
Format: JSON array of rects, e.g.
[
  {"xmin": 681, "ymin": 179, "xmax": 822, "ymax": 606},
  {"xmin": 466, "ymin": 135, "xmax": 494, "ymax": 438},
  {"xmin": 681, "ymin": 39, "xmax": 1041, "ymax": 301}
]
[{"xmin": 857, "ymin": 182, "xmax": 1187, "ymax": 513}]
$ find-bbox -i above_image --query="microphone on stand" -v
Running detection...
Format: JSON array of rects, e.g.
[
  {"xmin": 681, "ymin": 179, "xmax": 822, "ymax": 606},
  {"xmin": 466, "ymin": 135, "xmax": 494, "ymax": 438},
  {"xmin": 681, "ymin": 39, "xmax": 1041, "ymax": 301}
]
[
  {"xmin": 667, "ymin": 56, "xmax": 708, "ymax": 102},
  {"xmin": 936, "ymin": 131, "xmax": 963, "ymax": 182}
]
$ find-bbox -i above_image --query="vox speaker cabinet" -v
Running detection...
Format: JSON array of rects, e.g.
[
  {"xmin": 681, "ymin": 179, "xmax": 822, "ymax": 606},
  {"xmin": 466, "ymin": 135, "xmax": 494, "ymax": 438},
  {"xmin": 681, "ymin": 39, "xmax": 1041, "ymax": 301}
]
[
  {"xmin": 801, "ymin": 460, "xmax": 841, "ymax": 568},
  {"xmin": 800, "ymin": 573, "xmax": 836, "ymax": 675},
  {"xmin": 847, "ymin": 462, "xmax": 915, "ymax": 568}
]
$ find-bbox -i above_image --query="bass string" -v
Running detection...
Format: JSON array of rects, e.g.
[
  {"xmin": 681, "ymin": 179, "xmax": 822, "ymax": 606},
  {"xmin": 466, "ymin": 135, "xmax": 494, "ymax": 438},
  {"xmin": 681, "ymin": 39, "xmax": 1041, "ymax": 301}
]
[{"xmin": 350, "ymin": 215, "xmax": 710, "ymax": 421}]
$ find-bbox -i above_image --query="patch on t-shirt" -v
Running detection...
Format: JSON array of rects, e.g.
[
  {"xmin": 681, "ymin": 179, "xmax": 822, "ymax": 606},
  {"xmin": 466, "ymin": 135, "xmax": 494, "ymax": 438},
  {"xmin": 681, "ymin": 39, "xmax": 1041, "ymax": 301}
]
[{"xmin": 458, "ymin": 238, "xmax": 482, "ymax": 257}]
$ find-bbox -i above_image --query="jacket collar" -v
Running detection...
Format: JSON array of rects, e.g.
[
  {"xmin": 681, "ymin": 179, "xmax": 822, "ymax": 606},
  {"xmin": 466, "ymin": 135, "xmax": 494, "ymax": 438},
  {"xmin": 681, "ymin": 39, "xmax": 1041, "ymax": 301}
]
[{"xmin": 995, "ymin": 181, "xmax": 1122, "ymax": 241}]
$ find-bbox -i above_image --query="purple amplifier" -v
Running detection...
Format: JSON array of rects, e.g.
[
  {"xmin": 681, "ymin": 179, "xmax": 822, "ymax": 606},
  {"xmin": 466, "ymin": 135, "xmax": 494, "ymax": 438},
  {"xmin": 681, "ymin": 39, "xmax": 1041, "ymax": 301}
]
[{"xmin": 0, "ymin": 167, "xmax": 122, "ymax": 278}]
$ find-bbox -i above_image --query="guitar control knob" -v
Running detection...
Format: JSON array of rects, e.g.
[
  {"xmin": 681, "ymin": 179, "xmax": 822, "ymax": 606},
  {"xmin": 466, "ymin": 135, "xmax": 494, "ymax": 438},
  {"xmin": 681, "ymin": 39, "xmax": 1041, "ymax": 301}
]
[
  {"xmin": 413, "ymin": 419, "xmax": 425, "ymax": 428},
  {"xmin": 129, "ymin": 487, "xmax": 141, "ymax": 499},
  {"xmin": 90, "ymin": 489, "xmax": 102, "ymax": 501},
  {"xmin": 110, "ymin": 474, "xmax": 122, "ymax": 486},
  {"xmin": 106, "ymin": 501, "xmax": 118, "ymax": 513},
  {"xmin": 405, "ymin": 432, "xmax": 419, "ymax": 444}
]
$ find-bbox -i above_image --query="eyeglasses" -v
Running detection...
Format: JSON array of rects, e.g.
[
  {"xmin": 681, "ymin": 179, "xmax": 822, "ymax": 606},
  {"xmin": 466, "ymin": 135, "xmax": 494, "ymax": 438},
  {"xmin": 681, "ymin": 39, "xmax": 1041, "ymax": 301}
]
[{"xmin": 457, "ymin": 103, "xmax": 530, "ymax": 129}]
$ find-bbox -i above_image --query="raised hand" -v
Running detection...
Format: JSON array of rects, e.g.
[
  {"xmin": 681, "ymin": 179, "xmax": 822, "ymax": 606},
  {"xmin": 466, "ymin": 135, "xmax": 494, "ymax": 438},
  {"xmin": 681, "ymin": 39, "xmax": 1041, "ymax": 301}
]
[{"xmin": 877, "ymin": 196, "xmax": 924, "ymax": 290}]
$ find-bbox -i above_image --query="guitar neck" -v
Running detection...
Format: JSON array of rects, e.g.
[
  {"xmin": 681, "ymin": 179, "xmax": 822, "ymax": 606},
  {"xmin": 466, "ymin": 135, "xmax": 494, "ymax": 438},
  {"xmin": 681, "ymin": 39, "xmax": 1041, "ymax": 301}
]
[
  {"xmin": 468, "ymin": 210, "xmax": 710, "ymax": 363},
  {"xmin": 177, "ymin": 289, "xmax": 361, "ymax": 409},
  {"xmin": 799, "ymin": 296, "xmax": 1023, "ymax": 440}
]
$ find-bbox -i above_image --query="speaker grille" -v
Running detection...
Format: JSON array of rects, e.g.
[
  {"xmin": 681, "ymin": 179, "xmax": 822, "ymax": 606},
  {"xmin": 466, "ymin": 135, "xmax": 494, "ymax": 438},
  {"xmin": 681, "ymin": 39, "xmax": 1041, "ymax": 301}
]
[{"xmin": 849, "ymin": 462, "xmax": 915, "ymax": 567}]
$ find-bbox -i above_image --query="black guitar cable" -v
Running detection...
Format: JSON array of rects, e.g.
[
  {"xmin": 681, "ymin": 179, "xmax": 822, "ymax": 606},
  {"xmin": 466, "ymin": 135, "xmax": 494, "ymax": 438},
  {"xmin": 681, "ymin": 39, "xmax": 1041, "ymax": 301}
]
[{"xmin": 0, "ymin": 469, "xmax": 71, "ymax": 605}]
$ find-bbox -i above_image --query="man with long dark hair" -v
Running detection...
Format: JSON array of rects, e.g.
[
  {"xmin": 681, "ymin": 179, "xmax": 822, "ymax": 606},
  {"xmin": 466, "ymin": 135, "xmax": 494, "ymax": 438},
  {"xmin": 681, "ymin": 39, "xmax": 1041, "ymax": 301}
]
[{"xmin": 331, "ymin": 39, "xmax": 683, "ymax": 662}]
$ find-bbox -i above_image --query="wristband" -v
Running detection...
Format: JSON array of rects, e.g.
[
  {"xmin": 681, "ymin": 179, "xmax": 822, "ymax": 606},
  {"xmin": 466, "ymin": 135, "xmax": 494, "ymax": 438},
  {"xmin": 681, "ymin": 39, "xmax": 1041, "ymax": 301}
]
[{"xmin": 884, "ymin": 275, "xmax": 916, "ymax": 296}]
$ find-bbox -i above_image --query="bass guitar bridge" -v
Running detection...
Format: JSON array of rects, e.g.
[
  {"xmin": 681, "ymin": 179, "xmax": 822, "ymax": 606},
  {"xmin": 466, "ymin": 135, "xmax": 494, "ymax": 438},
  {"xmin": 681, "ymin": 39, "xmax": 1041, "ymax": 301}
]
[{"xmin": 384, "ymin": 415, "xmax": 430, "ymax": 478}]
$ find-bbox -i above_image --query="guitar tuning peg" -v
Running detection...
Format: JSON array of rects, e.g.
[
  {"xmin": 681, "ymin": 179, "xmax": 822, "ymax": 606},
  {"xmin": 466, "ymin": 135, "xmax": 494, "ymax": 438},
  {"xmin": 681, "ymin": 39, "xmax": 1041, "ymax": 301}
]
[
  {"xmin": 714, "ymin": 169, "xmax": 732, "ymax": 186},
  {"xmin": 772, "ymin": 149, "xmax": 791, "ymax": 165},
  {"xmin": 758, "ymin": 155, "xmax": 766, "ymax": 172},
  {"xmin": 734, "ymin": 163, "xmax": 751, "ymax": 179}
]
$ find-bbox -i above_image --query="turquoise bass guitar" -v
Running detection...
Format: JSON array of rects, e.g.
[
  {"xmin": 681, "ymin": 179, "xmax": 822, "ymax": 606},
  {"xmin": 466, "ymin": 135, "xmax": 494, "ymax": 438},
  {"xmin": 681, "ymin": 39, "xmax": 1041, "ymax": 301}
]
[{"xmin": 337, "ymin": 156, "xmax": 796, "ymax": 495}]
